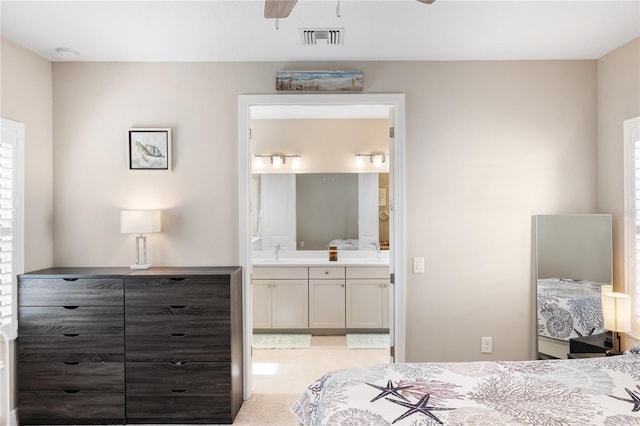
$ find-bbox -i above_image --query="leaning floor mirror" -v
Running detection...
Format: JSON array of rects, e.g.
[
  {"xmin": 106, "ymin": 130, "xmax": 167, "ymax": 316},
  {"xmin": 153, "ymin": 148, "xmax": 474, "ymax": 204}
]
[{"xmin": 535, "ymin": 214, "xmax": 613, "ymax": 359}]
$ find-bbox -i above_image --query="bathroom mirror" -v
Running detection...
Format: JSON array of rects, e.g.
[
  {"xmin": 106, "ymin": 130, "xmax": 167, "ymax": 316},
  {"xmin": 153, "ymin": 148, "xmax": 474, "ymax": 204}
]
[
  {"xmin": 251, "ymin": 172, "xmax": 389, "ymax": 252},
  {"xmin": 535, "ymin": 214, "xmax": 612, "ymax": 359}
]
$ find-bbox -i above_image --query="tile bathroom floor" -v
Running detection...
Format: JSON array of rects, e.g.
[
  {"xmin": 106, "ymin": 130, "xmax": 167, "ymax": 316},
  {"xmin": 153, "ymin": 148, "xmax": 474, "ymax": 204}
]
[{"xmin": 251, "ymin": 335, "xmax": 390, "ymax": 395}]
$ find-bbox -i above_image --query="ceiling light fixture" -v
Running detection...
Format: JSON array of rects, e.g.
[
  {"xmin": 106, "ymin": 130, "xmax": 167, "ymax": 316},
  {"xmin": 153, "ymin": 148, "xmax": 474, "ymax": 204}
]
[{"xmin": 55, "ymin": 47, "xmax": 79, "ymax": 60}]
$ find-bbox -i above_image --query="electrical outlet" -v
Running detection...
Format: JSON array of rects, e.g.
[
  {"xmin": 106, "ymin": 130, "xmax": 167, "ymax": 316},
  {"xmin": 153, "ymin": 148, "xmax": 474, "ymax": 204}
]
[{"xmin": 481, "ymin": 337, "xmax": 493, "ymax": 353}]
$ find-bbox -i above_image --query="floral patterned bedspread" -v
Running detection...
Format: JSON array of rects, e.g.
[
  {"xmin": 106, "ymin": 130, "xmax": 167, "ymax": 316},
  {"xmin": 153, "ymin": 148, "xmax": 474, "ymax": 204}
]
[
  {"xmin": 291, "ymin": 355, "xmax": 640, "ymax": 425},
  {"xmin": 537, "ymin": 278, "xmax": 606, "ymax": 341}
]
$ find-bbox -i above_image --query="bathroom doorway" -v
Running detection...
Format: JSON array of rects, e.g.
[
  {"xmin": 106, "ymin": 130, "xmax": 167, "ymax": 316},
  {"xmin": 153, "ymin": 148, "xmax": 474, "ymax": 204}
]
[{"xmin": 238, "ymin": 93, "xmax": 407, "ymax": 399}]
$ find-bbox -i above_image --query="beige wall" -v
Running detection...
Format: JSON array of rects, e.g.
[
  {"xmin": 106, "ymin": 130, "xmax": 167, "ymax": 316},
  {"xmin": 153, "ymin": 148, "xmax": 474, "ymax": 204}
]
[
  {"xmin": 52, "ymin": 60, "xmax": 597, "ymax": 361},
  {"xmin": 597, "ymin": 37, "xmax": 640, "ymax": 346},
  {"xmin": 1, "ymin": 38, "xmax": 54, "ymax": 271},
  {"xmin": 1, "ymin": 37, "xmax": 53, "ymax": 418},
  {"xmin": 251, "ymin": 118, "xmax": 389, "ymax": 173}
]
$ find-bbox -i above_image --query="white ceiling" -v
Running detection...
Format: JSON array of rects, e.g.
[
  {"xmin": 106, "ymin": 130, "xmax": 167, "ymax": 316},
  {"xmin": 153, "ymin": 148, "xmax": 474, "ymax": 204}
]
[{"xmin": 1, "ymin": 0, "xmax": 639, "ymax": 62}]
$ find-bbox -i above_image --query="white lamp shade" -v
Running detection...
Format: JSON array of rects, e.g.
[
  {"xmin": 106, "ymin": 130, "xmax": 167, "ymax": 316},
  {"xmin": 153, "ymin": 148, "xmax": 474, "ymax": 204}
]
[
  {"xmin": 120, "ymin": 210, "xmax": 161, "ymax": 234},
  {"xmin": 601, "ymin": 284, "xmax": 613, "ymax": 307},
  {"xmin": 602, "ymin": 292, "xmax": 632, "ymax": 333}
]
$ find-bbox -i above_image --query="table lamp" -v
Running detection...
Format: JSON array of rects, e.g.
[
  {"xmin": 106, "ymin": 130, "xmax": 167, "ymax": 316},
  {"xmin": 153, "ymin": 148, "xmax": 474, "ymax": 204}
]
[
  {"xmin": 120, "ymin": 210, "xmax": 161, "ymax": 269},
  {"xmin": 602, "ymin": 291, "xmax": 631, "ymax": 355},
  {"xmin": 601, "ymin": 284, "xmax": 614, "ymax": 347}
]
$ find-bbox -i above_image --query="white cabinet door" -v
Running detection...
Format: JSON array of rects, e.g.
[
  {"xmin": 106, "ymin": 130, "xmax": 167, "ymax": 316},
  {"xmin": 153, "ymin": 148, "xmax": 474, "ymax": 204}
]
[
  {"xmin": 260, "ymin": 174, "xmax": 296, "ymax": 251},
  {"xmin": 271, "ymin": 280, "xmax": 308, "ymax": 328},
  {"xmin": 309, "ymin": 280, "xmax": 345, "ymax": 328},
  {"xmin": 252, "ymin": 281, "xmax": 272, "ymax": 329},
  {"xmin": 358, "ymin": 173, "xmax": 379, "ymax": 251},
  {"xmin": 346, "ymin": 279, "xmax": 388, "ymax": 328}
]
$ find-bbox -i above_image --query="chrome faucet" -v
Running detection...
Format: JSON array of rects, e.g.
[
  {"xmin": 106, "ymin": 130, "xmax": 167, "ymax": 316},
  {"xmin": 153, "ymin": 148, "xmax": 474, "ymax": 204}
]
[
  {"xmin": 274, "ymin": 243, "xmax": 281, "ymax": 260},
  {"xmin": 370, "ymin": 241, "xmax": 381, "ymax": 259}
]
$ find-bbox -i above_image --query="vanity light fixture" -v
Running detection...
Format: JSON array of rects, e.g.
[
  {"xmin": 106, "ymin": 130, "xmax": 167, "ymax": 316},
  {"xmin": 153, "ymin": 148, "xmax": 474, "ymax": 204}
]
[
  {"xmin": 254, "ymin": 153, "xmax": 302, "ymax": 170},
  {"xmin": 355, "ymin": 152, "xmax": 386, "ymax": 168}
]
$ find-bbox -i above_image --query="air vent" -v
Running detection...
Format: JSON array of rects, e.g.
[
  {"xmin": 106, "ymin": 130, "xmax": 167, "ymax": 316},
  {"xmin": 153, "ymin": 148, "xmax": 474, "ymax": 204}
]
[{"xmin": 300, "ymin": 28, "xmax": 344, "ymax": 45}]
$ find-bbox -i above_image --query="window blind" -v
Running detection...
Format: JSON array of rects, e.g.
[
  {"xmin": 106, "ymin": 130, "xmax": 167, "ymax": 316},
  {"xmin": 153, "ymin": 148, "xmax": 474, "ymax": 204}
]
[
  {"xmin": 625, "ymin": 117, "xmax": 640, "ymax": 339},
  {"xmin": 0, "ymin": 120, "xmax": 21, "ymax": 340}
]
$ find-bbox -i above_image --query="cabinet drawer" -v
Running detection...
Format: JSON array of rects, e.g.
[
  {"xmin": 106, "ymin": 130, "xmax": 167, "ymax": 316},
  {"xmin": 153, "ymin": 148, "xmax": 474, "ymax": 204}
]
[
  {"xmin": 18, "ymin": 334, "xmax": 124, "ymax": 362},
  {"xmin": 252, "ymin": 266, "xmax": 307, "ymax": 280},
  {"xmin": 346, "ymin": 266, "xmax": 389, "ymax": 279},
  {"xmin": 125, "ymin": 334, "xmax": 230, "ymax": 362},
  {"xmin": 19, "ymin": 278, "xmax": 123, "ymax": 306},
  {"xmin": 125, "ymin": 277, "xmax": 229, "ymax": 305},
  {"xmin": 18, "ymin": 361, "xmax": 124, "ymax": 391},
  {"xmin": 309, "ymin": 266, "xmax": 345, "ymax": 279},
  {"xmin": 19, "ymin": 390, "xmax": 124, "ymax": 422},
  {"xmin": 126, "ymin": 390, "xmax": 231, "ymax": 423},
  {"xmin": 19, "ymin": 306, "xmax": 123, "ymax": 335},
  {"xmin": 126, "ymin": 362, "xmax": 230, "ymax": 390},
  {"xmin": 125, "ymin": 305, "xmax": 229, "ymax": 335}
]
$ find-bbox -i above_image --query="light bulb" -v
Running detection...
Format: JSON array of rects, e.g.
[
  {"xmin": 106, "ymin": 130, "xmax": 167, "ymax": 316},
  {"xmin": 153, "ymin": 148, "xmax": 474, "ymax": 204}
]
[
  {"xmin": 292, "ymin": 156, "xmax": 301, "ymax": 169},
  {"xmin": 272, "ymin": 155, "xmax": 283, "ymax": 169},
  {"xmin": 373, "ymin": 154, "xmax": 383, "ymax": 168},
  {"xmin": 254, "ymin": 156, "xmax": 263, "ymax": 169},
  {"xmin": 355, "ymin": 155, "xmax": 364, "ymax": 168}
]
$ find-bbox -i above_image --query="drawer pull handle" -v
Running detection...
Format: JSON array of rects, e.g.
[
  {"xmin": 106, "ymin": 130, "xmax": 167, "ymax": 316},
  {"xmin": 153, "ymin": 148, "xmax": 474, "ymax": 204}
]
[
  {"xmin": 63, "ymin": 361, "xmax": 80, "ymax": 365},
  {"xmin": 63, "ymin": 333, "xmax": 79, "ymax": 337},
  {"xmin": 63, "ymin": 389, "xmax": 80, "ymax": 393},
  {"xmin": 62, "ymin": 278, "xmax": 79, "ymax": 282},
  {"xmin": 171, "ymin": 389, "xmax": 187, "ymax": 393},
  {"xmin": 170, "ymin": 305, "xmax": 186, "ymax": 309},
  {"xmin": 62, "ymin": 306, "xmax": 79, "ymax": 310},
  {"xmin": 170, "ymin": 333, "xmax": 187, "ymax": 338},
  {"xmin": 170, "ymin": 277, "xmax": 186, "ymax": 282},
  {"xmin": 171, "ymin": 360, "xmax": 187, "ymax": 366}
]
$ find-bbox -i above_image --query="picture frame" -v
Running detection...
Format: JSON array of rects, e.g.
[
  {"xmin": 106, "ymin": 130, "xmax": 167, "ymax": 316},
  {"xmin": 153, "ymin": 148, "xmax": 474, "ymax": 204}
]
[
  {"xmin": 128, "ymin": 128, "xmax": 172, "ymax": 170},
  {"xmin": 276, "ymin": 70, "xmax": 363, "ymax": 91}
]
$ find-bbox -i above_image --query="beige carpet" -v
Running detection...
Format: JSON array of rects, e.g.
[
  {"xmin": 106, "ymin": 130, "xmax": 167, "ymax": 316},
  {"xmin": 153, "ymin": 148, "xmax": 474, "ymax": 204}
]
[{"xmin": 234, "ymin": 393, "xmax": 299, "ymax": 425}]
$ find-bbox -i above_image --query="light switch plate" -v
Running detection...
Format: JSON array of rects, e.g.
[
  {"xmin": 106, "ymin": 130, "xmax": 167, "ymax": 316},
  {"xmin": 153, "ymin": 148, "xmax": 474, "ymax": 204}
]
[{"xmin": 413, "ymin": 257, "xmax": 425, "ymax": 274}]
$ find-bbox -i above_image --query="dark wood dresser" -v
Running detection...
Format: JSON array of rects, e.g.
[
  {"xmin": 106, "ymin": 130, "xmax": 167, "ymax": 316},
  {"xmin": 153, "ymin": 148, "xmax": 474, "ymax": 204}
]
[{"xmin": 17, "ymin": 266, "xmax": 243, "ymax": 425}]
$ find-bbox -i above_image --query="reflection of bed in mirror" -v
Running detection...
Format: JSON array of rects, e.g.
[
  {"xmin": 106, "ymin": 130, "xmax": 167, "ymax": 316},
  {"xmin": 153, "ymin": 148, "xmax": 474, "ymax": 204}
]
[
  {"xmin": 327, "ymin": 238, "xmax": 360, "ymax": 250},
  {"xmin": 535, "ymin": 214, "xmax": 612, "ymax": 359}
]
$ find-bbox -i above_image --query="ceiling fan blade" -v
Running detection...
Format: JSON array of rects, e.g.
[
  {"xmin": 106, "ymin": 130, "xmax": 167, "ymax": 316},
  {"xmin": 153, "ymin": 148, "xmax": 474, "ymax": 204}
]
[
  {"xmin": 417, "ymin": 0, "xmax": 436, "ymax": 4},
  {"xmin": 264, "ymin": 0, "xmax": 299, "ymax": 19}
]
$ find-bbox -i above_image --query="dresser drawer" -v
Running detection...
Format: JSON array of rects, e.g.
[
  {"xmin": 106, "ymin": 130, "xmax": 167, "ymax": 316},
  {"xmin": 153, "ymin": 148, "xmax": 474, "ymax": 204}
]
[
  {"xmin": 19, "ymin": 306, "xmax": 123, "ymax": 335},
  {"xmin": 125, "ymin": 305, "xmax": 229, "ymax": 335},
  {"xmin": 18, "ymin": 361, "xmax": 124, "ymax": 391},
  {"xmin": 19, "ymin": 390, "xmax": 124, "ymax": 423},
  {"xmin": 126, "ymin": 361, "xmax": 230, "ymax": 390},
  {"xmin": 18, "ymin": 334, "xmax": 124, "ymax": 362},
  {"xmin": 19, "ymin": 278, "xmax": 123, "ymax": 306},
  {"xmin": 252, "ymin": 266, "xmax": 308, "ymax": 280},
  {"xmin": 309, "ymin": 266, "xmax": 345, "ymax": 279},
  {"xmin": 125, "ymin": 277, "xmax": 230, "ymax": 305},
  {"xmin": 126, "ymin": 390, "xmax": 231, "ymax": 423},
  {"xmin": 125, "ymin": 334, "xmax": 230, "ymax": 362}
]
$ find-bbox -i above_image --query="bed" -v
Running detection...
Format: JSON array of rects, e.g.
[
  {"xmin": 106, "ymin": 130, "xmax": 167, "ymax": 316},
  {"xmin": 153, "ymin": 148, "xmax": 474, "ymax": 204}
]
[
  {"xmin": 327, "ymin": 239, "xmax": 360, "ymax": 251},
  {"xmin": 537, "ymin": 278, "xmax": 607, "ymax": 341},
  {"xmin": 291, "ymin": 350, "xmax": 640, "ymax": 425}
]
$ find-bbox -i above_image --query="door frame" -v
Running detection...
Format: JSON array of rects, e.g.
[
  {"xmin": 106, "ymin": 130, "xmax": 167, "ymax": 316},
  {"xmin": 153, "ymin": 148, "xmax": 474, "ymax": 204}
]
[{"xmin": 238, "ymin": 93, "xmax": 407, "ymax": 398}]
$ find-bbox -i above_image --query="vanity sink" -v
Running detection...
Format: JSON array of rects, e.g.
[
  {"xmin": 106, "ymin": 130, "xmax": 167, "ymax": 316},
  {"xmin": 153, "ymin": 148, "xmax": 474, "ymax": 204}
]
[{"xmin": 252, "ymin": 257, "xmax": 389, "ymax": 266}]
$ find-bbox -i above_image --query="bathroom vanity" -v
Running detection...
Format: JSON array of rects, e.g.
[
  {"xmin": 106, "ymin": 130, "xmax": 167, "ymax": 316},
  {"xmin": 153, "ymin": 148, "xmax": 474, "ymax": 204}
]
[{"xmin": 252, "ymin": 257, "xmax": 390, "ymax": 333}]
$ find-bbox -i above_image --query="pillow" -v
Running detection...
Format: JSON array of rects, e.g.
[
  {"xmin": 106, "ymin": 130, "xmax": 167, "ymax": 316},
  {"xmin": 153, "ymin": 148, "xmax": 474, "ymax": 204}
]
[{"xmin": 624, "ymin": 342, "xmax": 640, "ymax": 355}]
